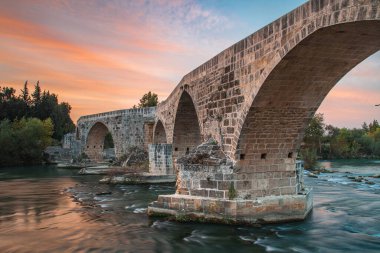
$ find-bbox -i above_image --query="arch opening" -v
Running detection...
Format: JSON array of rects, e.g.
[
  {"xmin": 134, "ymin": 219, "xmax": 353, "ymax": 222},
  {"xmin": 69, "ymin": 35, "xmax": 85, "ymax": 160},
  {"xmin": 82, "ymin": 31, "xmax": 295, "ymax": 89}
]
[
  {"xmin": 172, "ymin": 91, "xmax": 201, "ymax": 160},
  {"xmin": 153, "ymin": 120, "xmax": 167, "ymax": 144},
  {"xmin": 234, "ymin": 21, "xmax": 380, "ymax": 196},
  {"xmin": 85, "ymin": 122, "xmax": 115, "ymax": 162}
]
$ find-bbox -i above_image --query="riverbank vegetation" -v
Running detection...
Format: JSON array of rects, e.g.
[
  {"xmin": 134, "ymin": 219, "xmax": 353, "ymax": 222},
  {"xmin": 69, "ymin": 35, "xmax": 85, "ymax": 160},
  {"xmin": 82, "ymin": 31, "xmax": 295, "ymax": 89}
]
[
  {"xmin": 0, "ymin": 118, "xmax": 54, "ymax": 166},
  {"xmin": 300, "ymin": 114, "xmax": 380, "ymax": 169},
  {"xmin": 0, "ymin": 81, "xmax": 75, "ymax": 166},
  {"xmin": 0, "ymin": 81, "xmax": 75, "ymax": 141}
]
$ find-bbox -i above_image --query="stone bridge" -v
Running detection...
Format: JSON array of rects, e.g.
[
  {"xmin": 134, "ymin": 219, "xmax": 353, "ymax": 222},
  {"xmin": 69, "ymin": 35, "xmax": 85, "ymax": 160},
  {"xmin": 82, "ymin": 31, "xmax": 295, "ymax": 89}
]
[
  {"xmin": 76, "ymin": 0, "xmax": 380, "ymax": 224},
  {"xmin": 148, "ymin": 0, "xmax": 380, "ymax": 223},
  {"xmin": 76, "ymin": 107, "xmax": 155, "ymax": 161}
]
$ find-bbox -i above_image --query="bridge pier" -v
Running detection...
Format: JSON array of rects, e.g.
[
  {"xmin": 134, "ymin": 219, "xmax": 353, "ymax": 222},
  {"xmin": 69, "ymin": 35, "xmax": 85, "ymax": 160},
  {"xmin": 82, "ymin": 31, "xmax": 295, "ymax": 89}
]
[
  {"xmin": 148, "ymin": 144, "xmax": 174, "ymax": 175},
  {"xmin": 148, "ymin": 142, "xmax": 312, "ymax": 224}
]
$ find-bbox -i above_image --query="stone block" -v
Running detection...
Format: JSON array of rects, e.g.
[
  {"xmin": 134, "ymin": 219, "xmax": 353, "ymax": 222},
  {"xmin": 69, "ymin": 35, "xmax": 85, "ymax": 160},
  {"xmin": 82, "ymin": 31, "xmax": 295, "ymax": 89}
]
[
  {"xmin": 191, "ymin": 189, "xmax": 208, "ymax": 197},
  {"xmin": 209, "ymin": 190, "xmax": 225, "ymax": 198},
  {"xmin": 236, "ymin": 180, "xmax": 252, "ymax": 190},
  {"xmin": 217, "ymin": 181, "xmax": 230, "ymax": 190},
  {"xmin": 200, "ymin": 180, "xmax": 217, "ymax": 189}
]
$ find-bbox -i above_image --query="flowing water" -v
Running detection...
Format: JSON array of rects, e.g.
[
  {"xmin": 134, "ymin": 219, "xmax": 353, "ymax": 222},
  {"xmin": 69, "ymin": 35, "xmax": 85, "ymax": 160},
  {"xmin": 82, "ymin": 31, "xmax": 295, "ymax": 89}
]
[{"xmin": 0, "ymin": 161, "xmax": 380, "ymax": 253}]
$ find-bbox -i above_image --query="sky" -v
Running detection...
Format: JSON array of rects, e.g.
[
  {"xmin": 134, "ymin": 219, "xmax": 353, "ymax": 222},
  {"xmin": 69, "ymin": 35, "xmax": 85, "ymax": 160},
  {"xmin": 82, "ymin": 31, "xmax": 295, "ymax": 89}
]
[{"xmin": 0, "ymin": 0, "xmax": 379, "ymax": 127}]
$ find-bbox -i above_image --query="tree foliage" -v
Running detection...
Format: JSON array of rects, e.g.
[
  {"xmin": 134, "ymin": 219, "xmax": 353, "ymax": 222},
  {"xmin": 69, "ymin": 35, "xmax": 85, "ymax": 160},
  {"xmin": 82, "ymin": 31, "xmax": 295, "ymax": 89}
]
[
  {"xmin": 104, "ymin": 132, "xmax": 114, "ymax": 149},
  {"xmin": 0, "ymin": 81, "xmax": 75, "ymax": 140},
  {"xmin": 0, "ymin": 118, "xmax": 54, "ymax": 166},
  {"xmin": 300, "ymin": 114, "xmax": 380, "ymax": 168},
  {"xmin": 137, "ymin": 91, "xmax": 158, "ymax": 108}
]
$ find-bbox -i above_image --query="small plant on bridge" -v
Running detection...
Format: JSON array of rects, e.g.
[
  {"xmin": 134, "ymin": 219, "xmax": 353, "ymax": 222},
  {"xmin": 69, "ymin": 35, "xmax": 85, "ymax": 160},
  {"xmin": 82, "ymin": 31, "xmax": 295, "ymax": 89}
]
[{"xmin": 228, "ymin": 182, "xmax": 237, "ymax": 200}]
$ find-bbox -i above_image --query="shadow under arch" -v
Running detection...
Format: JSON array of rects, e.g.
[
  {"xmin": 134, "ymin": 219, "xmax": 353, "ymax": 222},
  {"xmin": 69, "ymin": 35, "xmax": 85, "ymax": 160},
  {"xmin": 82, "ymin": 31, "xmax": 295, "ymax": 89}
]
[
  {"xmin": 172, "ymin": 90, "xmax": 202, "ymax": 160},
  {"xmin": 153, "ymin": 120, "xmax": 167, "ymax": 144},
  {"xmin": 235, "ymin": 21, "xmax": 380, "ymax": 175},
  {"xmin": 85, "ymin": 121, "xmax": 115, "ymax": 161}
]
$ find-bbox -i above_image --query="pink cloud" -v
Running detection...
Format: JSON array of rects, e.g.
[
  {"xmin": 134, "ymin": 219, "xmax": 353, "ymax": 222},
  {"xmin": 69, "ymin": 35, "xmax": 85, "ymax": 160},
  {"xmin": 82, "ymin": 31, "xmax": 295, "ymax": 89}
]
[{"xmin": 0, "ymin": 0, "xmax": 378, "ymax": 128}]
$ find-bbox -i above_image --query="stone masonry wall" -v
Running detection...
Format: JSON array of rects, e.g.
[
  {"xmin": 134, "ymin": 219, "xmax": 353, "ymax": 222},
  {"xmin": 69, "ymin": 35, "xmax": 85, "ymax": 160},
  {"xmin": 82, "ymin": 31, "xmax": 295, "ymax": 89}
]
[
  {"xmin": 77, "ymin": 107, "xmax": 155, "ymax": 161},
  {"xmin": 153, "ymin": 120, "xmax": 167, "ymax": 144},
  {"xmin": 155, "ymin": 0, "xmax": 380, "ymax": 160},
  {"xmin": 153, "ymin": 0, "xmax": 380, "ymax": 199},
  {"xmin": 148, "ymin": 144, "xmax": 173, "ymax": 175},
  {"xmin": 176, "ymin": 160, "xmax": 304, "ymax": 200},
  {"xmin": 144, "ymin": 122, "xmax": 154, "ymax": 150}
]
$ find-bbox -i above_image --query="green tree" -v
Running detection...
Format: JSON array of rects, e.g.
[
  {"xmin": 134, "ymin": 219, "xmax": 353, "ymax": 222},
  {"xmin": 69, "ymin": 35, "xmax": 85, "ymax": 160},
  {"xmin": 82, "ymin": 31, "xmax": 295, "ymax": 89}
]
[
  {"xmin": 300, "ymin": 147, "xmax": 318, "ymax": 169},
  {"xmin": 299, "ymin": 113, "xmax": 325, "ymax": 168},
  {"xmin": 0, "ymin": 82, "xmax": 75, "ymax": 141},
  {"xmin": 20, "ymin": 81, "xmax": 30, "ymax": 104},
  {"xmin": 1, "ymin": 86, "xmax": 16, "ymax": 101},
  {"xmin": 0, "ymin": 86, "xmax": 26, "ymax": 121},
  {"xmin": 0, "ymin": 118, "xmax": 53, "ymax": 166},
  {"xmin": 0, "ymin": 120, "xmax": 15, "ymax": 166},
  {"xmin": 104, "ymin": 132, "xmax": 114, "ymax": 149},
  {"xmin": 362, "ymin": 122, "xmax": 369, "ymax": 132},
  {"xmin": 32, "ymin": 81, "xmax": 41, "ymax": 104},
  {"xmin": 368, "ymin": 120, "xmax": 379, "ymax": 134},
  {"xmin": 303, "ymin": 113, "xmax": 325, "ymax": 152},
  {"xmin": 137, "ymin": 91, "xmax": 158, "ymax": 108}
]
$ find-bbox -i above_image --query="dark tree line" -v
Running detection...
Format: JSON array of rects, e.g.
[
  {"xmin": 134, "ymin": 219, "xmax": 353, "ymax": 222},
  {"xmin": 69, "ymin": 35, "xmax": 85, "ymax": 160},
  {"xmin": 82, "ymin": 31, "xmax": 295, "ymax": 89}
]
[
  {"xmin": 0, "ymin": 81, "xmax": 75, "ymax": 141},
  {"xmin": 300, "ymin": 113, "xmax": 380, "ymax": 168}
]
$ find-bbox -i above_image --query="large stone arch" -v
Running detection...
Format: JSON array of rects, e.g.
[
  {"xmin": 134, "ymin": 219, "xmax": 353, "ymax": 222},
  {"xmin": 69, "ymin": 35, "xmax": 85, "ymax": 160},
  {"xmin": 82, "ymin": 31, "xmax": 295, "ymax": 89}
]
[
  {"xmin": 153, "ymin": 119, "xmax": 167, "ymax": 144},
  {"xmin": 236, "ymin": 20, "xmax": 380, "ymax": 165},
  {"xmin": 234, "ymin": 20, "xmax": 380, "ymax": 196},
  {"xmin": 232, "ymin": 2, "xmax": 380, "ymax": 161},
  {"xmin": 172, "ymin": 90, "xmax": 202, "ymax": 160},
  {"xmin": 85, "ymin": 121, "xmax": 115, "ymax": 161}
]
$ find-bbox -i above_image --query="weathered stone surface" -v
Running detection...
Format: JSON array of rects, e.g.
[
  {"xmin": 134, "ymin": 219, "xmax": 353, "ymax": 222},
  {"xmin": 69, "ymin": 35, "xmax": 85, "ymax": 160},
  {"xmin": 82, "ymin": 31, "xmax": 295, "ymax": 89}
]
[
  {"xmin": 151, "ymin": 0, "xmax": 380, "ymax": 196},
  {"xmin": 148, "ymin": 188, "xmax": 313, "ymax": 225},
  {"xmin": 146, "ymin": 0, "xmax": 380, "ymax": 224},
  {"xmin": 112, "ymin": 146, "xmax": 148, "ymax": 169},
  {"xmin": 100, "ymin": 173, "xmax": 176, "ymax": 184},
  {"xmin": 76, "ymin": 107, "xmax": 155, "ymax": 161},
  {"xmin": 76, "ymin": 0, "xmax": 380, "ymax": 224},
  {"xmin": 149, "ymin": 144, "xmax": 173, "ymax": 175},
  {"xmin": 173, "ymin": 138, "xmax": 304, "ymax": 200},
  {"xmin": 177, "ymin": 138, "xmax": 231, "ymax": 166}
]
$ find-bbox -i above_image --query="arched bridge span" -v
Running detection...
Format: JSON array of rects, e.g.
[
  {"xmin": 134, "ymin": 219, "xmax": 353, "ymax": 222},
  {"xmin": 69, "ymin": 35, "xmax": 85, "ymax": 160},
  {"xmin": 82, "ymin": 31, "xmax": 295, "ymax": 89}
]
[{"xmin": 150, "ymin": 0, "xmax": 380, "ymax": 210}]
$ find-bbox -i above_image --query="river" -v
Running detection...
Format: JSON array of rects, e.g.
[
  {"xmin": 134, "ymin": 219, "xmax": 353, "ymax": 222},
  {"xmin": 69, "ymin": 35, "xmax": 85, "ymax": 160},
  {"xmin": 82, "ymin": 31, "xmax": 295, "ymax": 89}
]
[{"xmin": 0, "ymin": 160, "xmax": 379, "ymax": 253}]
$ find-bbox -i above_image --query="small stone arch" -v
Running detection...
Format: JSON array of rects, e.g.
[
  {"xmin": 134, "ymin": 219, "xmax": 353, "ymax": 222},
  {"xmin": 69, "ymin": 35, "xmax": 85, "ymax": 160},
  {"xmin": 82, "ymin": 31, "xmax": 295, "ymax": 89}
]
[
  {"xmin": 172, "ymin": 90, "xmax": 202, "ymax": 160},
  {"xmin": 85, "ymin": 121, "xmax": 115, "ymax": 161},
  {"xmin": 153, "ymin": 120, "xmax": 167, "ymax": 144}
]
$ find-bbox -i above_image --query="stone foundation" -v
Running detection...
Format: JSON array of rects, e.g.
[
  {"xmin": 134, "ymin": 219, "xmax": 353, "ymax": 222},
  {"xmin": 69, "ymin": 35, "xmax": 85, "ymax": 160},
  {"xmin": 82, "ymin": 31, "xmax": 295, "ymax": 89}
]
[
  {"xmin": 148, "ymin": 188, "xmax": 312, "ymax": 225},
  {"xmin": 100, "ymin": 173, "xmax": 176, "ymax": 184}
]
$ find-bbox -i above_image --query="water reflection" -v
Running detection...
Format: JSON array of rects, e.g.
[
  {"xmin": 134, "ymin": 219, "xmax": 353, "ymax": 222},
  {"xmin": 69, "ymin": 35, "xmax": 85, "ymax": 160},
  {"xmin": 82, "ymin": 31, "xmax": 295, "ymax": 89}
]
[{"xmin": 0, "ymin": 162, "xmax": 379, "ymax": 253}]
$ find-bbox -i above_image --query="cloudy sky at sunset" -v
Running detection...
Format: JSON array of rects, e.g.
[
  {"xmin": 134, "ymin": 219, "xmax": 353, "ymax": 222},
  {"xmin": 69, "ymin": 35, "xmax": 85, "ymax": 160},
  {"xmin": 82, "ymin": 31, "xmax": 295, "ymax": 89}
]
[{"xmin": 0, "ymin": 0, "xmax": 379, "ymax": 127}]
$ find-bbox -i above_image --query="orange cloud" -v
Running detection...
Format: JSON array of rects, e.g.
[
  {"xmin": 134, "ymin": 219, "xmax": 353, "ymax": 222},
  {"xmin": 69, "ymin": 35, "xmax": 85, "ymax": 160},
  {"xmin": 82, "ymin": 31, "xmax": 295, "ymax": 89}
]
[
  {"xmin": 0, "ymin": 13, "xmax": 179, "ymax": 122},
  {"xmin": 318, "ymin": 84, "xmax": 380, "ymax": 128},
  {"xmin": 0, "ymin": 1, "xmax": 378, "ymax": 128}
]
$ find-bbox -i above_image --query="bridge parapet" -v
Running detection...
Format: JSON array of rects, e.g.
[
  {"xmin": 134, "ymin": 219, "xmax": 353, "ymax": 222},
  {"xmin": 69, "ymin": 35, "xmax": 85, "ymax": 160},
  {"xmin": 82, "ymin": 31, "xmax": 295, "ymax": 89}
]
[{"xmin": 78, "ymin": 107, "xmax": 156, "ymax": 122}]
